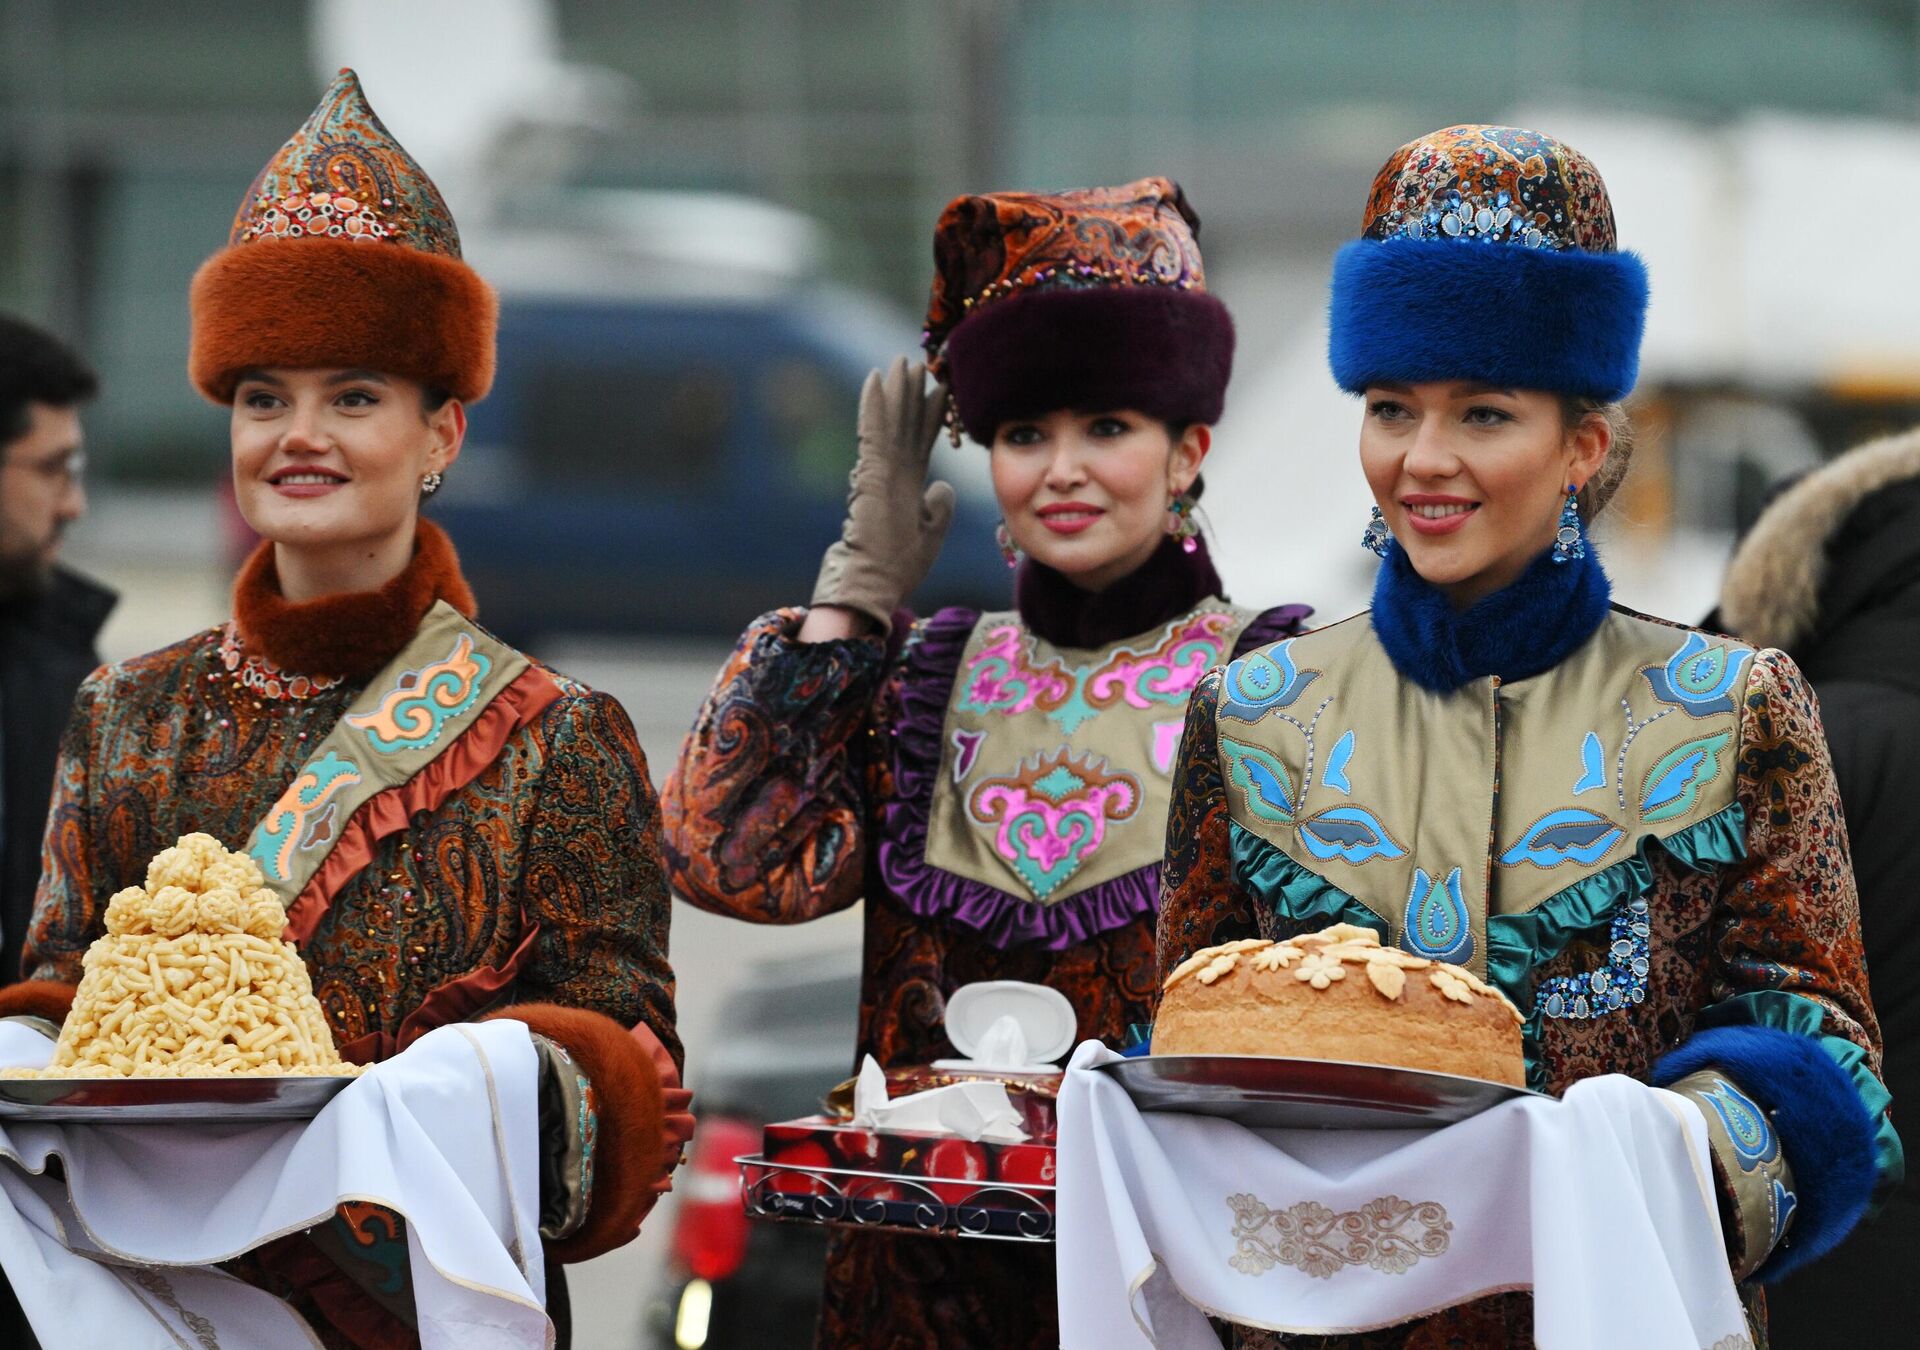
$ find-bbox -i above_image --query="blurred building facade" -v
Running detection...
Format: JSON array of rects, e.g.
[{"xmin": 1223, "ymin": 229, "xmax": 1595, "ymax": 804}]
[{"xmin": 6, "ymin": 0, "xmax": 1920, "ymax": 484}]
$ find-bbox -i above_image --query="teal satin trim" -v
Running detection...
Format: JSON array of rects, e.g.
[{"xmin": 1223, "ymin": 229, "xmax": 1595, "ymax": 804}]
[
  {"xmin": 1697, "ymin": 989, "xmax": 1904, "ymax": 1206},
  {"xmin": 1491, "ymin": 803, "xmax": 1746, "ymax": 1087},
  {"xmin": 1229, "ymin": 822, "xmax": 1384, "ymax": 936},
  {"xmin": 1489, "ymin": 802, "xmax": 1747, "ymax": 1013}
]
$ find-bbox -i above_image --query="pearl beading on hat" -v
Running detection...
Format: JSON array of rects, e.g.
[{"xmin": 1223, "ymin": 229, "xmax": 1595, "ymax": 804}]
[{"xmin": 241, "ymin": 191, "xmax": 393, "ymax": 245}]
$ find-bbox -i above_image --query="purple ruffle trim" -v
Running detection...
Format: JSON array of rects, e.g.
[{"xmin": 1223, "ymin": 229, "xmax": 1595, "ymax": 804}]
[
  {"xmin": 874, "ymin": 602, "xmax": 1310, "ymax": 951},
  {"xmin": 1233, "ymin": 603, "xmax": 1315, "ymax": 657}
]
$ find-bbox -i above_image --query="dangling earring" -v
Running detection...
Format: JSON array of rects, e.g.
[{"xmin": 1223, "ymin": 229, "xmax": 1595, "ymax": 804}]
[
  {"xmin": 1361, "ymin": 505, "xmax": 1392, "ymax": 558},
  {"xmin": 420, "ymin": 471, "xmax": 444, "ymax": 496},
  {"xmin": 1551, "ymin": 484, "xmax": 1585, "ymax": 564},
  {"xmin": 995, "ymin": 521, "xmax": 1021, "ymax": 569},
  {"xmin": 1165, "ymin": 492, "xmax": 1201, "ymax": 554}
]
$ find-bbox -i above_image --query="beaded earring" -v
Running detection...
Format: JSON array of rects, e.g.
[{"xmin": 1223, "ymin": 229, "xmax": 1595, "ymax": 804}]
[
  {"xmin": 1165, "ymin": 493, "xmax": 1201, "ymax": 554},
  {"xmin": 1551, "ymin": 484, "xmax": 1585, "ymax": 564},
  {"xmin": 420, "ymin": 471, "xmax": 444, "ymax": 496},
  {"xmin": 995, "ymin": 521, "xmax": 1022, "ymax": 569},
  {"xmin": 1361, "ymin": 505, "xmax": 1392, "ymax": 558}
]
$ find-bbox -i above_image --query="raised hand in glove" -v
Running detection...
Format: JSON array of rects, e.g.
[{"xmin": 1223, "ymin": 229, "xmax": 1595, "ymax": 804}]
[{"xmin": 809, "ymin": 356, "xmax": 956, "ymax": 633}]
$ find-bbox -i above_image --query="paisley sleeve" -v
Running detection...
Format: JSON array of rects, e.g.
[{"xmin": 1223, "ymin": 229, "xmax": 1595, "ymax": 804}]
[
  {"xmin": 1656, "ymin": 648, "xmax": 1899, "ymax": 1281},
  {"xmin": 21, "ymin": 672, "xmax": 108, "ymax": 989},
  {"xmin": 1156, "ymin": 667, "xmax": 1259, "ymax": 999},
  {"xmin": 660, "ymin": 608, "xmax": 889, "ymax": 924},
  {"xmin": 517, "ymin": 688, "xmax": 680, "ymax": 1067}
]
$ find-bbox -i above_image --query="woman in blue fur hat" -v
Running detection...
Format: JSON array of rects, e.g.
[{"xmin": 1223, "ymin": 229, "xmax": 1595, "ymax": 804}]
[{"xmin": 1157, "ymin": 125, "xmax": 1898, "ymax": 1345}]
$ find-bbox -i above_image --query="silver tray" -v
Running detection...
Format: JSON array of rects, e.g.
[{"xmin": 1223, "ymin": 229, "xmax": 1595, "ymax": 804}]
[
  {"xmin": 1098, "ymin": 1054, "xmax": 1542, "ymax": 1129},
  {"xmin": 0, "ymin": 1075, "xmax": 354, "ymax": 1123},
  {"xmin": 736, "ymin": 1153, "xmax": 1055, "ymax": 1243}
]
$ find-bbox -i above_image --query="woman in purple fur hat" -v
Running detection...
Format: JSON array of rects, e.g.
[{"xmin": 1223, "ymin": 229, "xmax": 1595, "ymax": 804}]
[{"xmin": 662, "ymin": 177, "xmax": 1313, "ymax": 1349}]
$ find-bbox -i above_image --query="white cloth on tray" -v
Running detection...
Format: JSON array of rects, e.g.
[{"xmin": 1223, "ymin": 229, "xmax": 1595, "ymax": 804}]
[
  {"xmin": 1056, "ymin": 1040, "xmax": 1749, "ymax": 1349},
  {"xmin": 0, "ymin": 1017, "xmax": 547, "ymax": 1350}
]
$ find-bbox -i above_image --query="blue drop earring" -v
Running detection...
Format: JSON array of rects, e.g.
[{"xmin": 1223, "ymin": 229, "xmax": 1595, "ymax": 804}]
[
  {"xmin": 1551, "ymin": 484, "xmax": 1585, "ymax": 564},
  {"xmin": 1361, "ymin": 505, "xmax": 1392, "ymax": 558}
]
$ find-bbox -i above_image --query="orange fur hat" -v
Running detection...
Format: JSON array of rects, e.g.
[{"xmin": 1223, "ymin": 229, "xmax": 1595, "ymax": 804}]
[{"xmin": 189, "ymin": 68, "xmax": 496, "ymax": 405}]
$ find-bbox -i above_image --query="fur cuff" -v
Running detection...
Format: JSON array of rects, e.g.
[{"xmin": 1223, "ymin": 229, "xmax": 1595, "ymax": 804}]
[
  {"xmin": 1654, "ymin": 1025, "xmax": 1879, "ymax": 1281},
  {"xmin": 190, "ymin": 237, "xmax": 497, "ymax": 404},
  {"xmin": 483, "ymin": 1004, "xmax": 668, "ymax": 1263},
  {"xmin": 1328, "ymin": 237, "xmax": 1648, "ymax": 401},
  {"xmin": 944, "ymin": 285, "xmax": 1234, "ymax": 442},
  {"xmin": 0, "ymin": 981, "xmax": 77, "ymax": 1024}
]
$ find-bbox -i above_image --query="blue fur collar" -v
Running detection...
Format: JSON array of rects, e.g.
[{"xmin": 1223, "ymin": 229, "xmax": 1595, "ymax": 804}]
[{"xmin": 1370, "ymin": 541, "xmax": 1612, "ymax": 692}]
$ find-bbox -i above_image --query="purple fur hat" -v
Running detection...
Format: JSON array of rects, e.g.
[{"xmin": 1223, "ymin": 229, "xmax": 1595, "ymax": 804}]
[{"xmin": 922, "ymin": 177, "xmax": 1235, "ymax": 442}]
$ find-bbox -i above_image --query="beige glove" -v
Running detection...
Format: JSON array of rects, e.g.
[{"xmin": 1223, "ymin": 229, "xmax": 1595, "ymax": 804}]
[{"xmin": 811, "ymin": 356, "xmax": 956, "ymax": 631}]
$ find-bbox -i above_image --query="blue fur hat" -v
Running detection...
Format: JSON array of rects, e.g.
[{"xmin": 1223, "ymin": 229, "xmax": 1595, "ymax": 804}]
[{"xmin": 1328, "ymin": 125, "xmax": 1648, "ymax": 402}]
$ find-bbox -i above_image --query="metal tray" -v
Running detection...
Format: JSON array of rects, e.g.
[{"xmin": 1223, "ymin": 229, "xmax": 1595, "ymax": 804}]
[
  {"xmin": 1098, "ymin": 1054, "xmax": 1542, "ymax": 1129},
  {"xmin": 0, "ymin": 1074, "xmax": 354, "ymax": 1123},
  {"xmin": 736, "ymin": 1153, "xmax": 1055, "ymax": 1243}
]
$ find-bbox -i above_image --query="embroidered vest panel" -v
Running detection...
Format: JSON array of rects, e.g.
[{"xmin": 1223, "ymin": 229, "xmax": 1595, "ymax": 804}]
[
  {"xmin": 1216, "ymin": 610, "xmax": 1753, "ymax": 980},
  {"xmin": 926, "ymin": 603, "xmax": 1257, "ymax": 906}
]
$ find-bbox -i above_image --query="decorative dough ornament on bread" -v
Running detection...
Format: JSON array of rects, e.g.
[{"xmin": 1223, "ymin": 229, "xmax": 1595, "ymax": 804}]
[
  {"xmin": 3, "ymin": 833, "xmax": 360, "ymax": 1079},
  {"xmin": 1154, "ymin": 923, "xmax": 1525, "ymax": 1087}
]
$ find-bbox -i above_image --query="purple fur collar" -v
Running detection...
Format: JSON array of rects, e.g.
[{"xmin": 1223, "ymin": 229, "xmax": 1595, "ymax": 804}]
[{"xmin": 1015, "ymin": 533, "xmax": 1226, "ymax": 648}]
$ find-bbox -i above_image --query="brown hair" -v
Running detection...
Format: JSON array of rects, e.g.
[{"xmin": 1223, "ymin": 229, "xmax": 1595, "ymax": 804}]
[{"xmin": 1560, "ymin": 396, "xmax": 1634, "ymax": 521}]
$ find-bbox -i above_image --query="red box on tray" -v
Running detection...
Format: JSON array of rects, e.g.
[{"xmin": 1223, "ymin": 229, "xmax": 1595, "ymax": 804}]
[{"xmin": 758, "ymin": 1115, "xmax": 1057, "ymax": 1235}]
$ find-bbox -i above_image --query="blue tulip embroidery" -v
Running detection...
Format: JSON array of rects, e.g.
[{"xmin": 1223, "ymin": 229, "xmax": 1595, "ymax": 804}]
[
  {"xmin": 1401, "ymin": 866, "xmax": 1473, "ymax": 964},
  {"xmin": 1642, "ymin": 633, "xmax": 1753, "ymax": 718},
  {"xmin": 1219, "ymin": 641, "xmax": 1320, "ymax": 723}
]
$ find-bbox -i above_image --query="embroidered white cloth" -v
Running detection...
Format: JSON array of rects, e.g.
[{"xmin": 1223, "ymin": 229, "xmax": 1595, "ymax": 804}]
[
  {"xmin": 0, "ymin": 1017, "xmax": 547, "ymax": 1349},
  {"xmin": 1057, "ymin": 1041, "xmax": 1750, "ymax": 1349}
]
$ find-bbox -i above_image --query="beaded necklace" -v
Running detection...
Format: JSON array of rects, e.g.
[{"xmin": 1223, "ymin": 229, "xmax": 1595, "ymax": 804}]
[{"xmin": 213, "ymin": 622, "xmax": 347, "ymax": 702}]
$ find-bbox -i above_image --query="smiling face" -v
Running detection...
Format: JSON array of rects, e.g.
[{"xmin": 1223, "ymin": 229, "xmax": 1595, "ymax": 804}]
[
  {"xmin": 1359, "ymin": 382, "xmax": 1610, "ymax": 606},
  {"xmin": 989, "ymin": 409, "xmax": 1208, "ymax": 592},
  {"xmin": 231, "ymin": 367, "xmax": 463, "ymax": 563}
]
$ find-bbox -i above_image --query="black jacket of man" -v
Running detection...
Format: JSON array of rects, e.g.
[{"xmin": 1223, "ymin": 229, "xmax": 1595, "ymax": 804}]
[{"xmin": 0, "ymin": 566, "xmax": 113, "ymax": 985}]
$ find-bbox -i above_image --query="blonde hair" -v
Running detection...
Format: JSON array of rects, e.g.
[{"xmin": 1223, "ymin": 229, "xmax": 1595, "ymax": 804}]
[{"xmin": 1561, "ymin": 397, "xmax": 1635, "ymax": 521}]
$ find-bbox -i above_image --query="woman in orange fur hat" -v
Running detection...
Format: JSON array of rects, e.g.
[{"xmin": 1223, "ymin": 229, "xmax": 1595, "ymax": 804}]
[{"xmin": 0, "ymin": 69, "xmax": 688, "ymax": 1349}]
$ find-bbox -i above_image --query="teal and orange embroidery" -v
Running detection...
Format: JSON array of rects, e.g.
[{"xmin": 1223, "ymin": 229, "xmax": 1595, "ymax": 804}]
[
  {"xmin": 957, "ymin": 624, "xmax": 1073, "ymax": 720},
  {"xmin": 250, "ymin": 750, "xmax": 364, "ymax": 883},
  {"xmin": 967, "ymin": 749, "xmax": 1140, "ymax": 901},
  {"xmin": 346, "ymin": 632, "xmax": 492, "ymax": 753}
]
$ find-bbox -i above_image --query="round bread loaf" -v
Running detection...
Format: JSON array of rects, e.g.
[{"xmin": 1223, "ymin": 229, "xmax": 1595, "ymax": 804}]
[{"xmin": 1152, "ymin": 923, "xmax": 1525, "ymax": 1087}]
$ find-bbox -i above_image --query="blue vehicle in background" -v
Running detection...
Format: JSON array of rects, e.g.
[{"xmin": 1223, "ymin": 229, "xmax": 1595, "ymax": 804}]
[{"xmin": 427, "ymin": 195, "xmax": 1007, "ymax": 642}]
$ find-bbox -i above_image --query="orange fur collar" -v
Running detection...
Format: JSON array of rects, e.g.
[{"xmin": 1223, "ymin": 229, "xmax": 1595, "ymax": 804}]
[{"xmin": 232, "ymin": 519, "xmax": 477, "ymax": 681}]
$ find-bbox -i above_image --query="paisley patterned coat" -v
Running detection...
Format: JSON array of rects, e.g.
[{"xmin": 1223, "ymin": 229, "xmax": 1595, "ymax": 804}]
[
  {"xmin": 1159, "ymin": 591, "xmax": 1897, "ymax": 1347},
  {"xmin": 24, "ymin": 624, "xmax": 679, "ymax": 1065},
  {"xmin": 10, "ymin": 535, "xmax": 683, "ymax": 1347},
  {"xmin": 663, "ymin": 573, "xmax": 1306, "ymax": 1350}
]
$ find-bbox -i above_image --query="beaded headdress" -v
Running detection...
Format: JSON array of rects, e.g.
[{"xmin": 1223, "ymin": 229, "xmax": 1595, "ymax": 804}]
[
  {"xmin": 923, "ymin": 178, "xmax": 1233, "ymax": 443},
  {"xmin": 1328, "ymin": 125, "xmax": 1647, "ymax": 402},
  {"xmin": 190, "ymin": 69, "xmax": 496, "ymax": 405}
]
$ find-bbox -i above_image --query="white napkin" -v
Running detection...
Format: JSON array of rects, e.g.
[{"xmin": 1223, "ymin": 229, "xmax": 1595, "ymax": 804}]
[
  {"xmin": 1056, "ymin": 1041, "xmax": 1748, "ymax": 1350},
  {"xmin": 851, "ymin": 1054, "xmax": 1029, "ymax": 1143},
  {"xmin": 0, "ymin": 1019, "xmax": 548, "ymax": 1350}
]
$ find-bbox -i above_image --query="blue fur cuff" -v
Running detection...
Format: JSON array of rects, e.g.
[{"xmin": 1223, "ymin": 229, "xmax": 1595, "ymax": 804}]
[
  {"xmin": 1653, "ymin": 1025, "xmax": 1879, "ymax": 1281},
  {"xmin": 1328, "ymin": 238, "xmax": 1649, "ymax": 401}
]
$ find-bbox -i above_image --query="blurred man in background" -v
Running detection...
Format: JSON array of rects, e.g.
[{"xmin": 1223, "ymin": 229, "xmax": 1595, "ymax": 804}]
[
  {"xmin": 1716, "ymin": 432, "xmax": 1920, "ymax": 1342},
  {"xmin": 0, "ymin": 314, "xmax": 111, "ymax": 984},
  {"xmin": 0, "ymin": 312, "xmax": 109, "ymax": 1350}
]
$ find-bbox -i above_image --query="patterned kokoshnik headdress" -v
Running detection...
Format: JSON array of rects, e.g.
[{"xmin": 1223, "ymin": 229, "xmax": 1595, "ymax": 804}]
[
  {"xmin": 1327, "ymin": 124, "xmax": 1648, "ymax": 402},
  {"xmin": 189, "ymin": 68, "xmax": 496, "ymax": 405}
]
